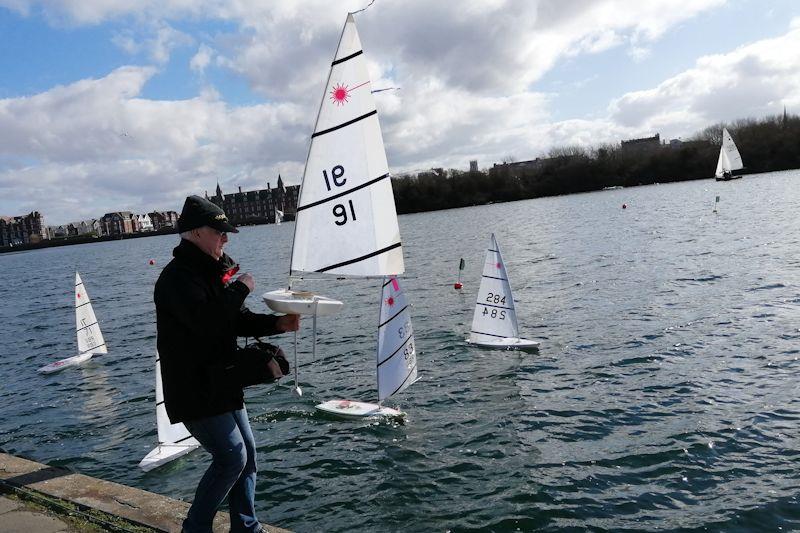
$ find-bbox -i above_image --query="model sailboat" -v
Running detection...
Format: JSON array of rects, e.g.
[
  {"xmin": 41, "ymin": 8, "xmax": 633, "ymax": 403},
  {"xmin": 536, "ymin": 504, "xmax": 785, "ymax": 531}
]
[
  {"xmin": 317, "ymin": 277, "xmax": 417, "ymax": 418},
  {"xmin": 38, "ymin": 272, "xmax": 107, "ymax": 374},
  {"xmin": 467, "ymin": 234, "xmax": 539, "ymax": 350},
  {"xmin": 262, "ymin": 14, "xmax": 405, "ymax": 397},
  {"xmin": 714, "ymin": 128, "xmax": 744, "ymax": 181},
  {"xmin": 139, "ymin": 351, "xmax": 200, "ymax": 471}
]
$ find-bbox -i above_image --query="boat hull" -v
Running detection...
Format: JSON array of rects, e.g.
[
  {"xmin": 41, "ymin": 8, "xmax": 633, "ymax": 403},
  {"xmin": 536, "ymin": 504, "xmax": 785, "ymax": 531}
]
[
  {"xmin": 38, "ymin": 353, "xmax": 94, "ymax": 374},
  {"xmin": 262, "ymin": 289, "xmax": 344, "ymax": 316},
  {"xmin": 467, "ymin": 337, "xmax": 540, "ymax": 351},
  {"xmin": 315, "ymin": 400, "xmax": 405, "ymax": 419},
  {"xmin": 138, "ymin": 440, "xmax": 200, "ymax": 472}
]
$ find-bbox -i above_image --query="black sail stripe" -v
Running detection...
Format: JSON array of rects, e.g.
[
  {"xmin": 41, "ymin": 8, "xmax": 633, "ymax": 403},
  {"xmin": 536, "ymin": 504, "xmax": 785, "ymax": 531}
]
[
  {"xmin": 76, "ymin": 301, "xmax": 92, "ymax": 308},
  {"xmin": 75, "ymin": 282, "xmax": 84, "ymax": 287},
  {"xmin": 78, "ymin": 343, "xmax": 106, "ymax": 354},
  {"xmin": 158, "ymin": 435, "xmax": 195, "ymax": 446},
  {"xmin": 76, "ymin": 322, "xmax": 98, "ymax": 333},
  {"xmin": 469, "ymin": 330, "xmax": 509, "ymax": 339},
  {"xmin": 378, "ymin": 334, "xmax": 412, "ymax": 367},
  {"xmin": 477, "ymin": 303, "xmax": 513, "ymax": 311},
  {"xmin": 482, "ymin": 275, "xmax": 508, "ymax": 281},
  {"xmin": 388, "ymin": 363, "xmax": 417, "ymax": 398},
  {"xmin": 332, "ymin": 50, "xmax": 363, "ymax": 66},
  {"xmin": 317, "ymin": 242, "xmax": 402, "ymax": 273},
  {"xmin": 296, "ymin": 173, "xmax": 389, "ymax": 212},
  {"xmin": 157, "ymin": 400, "xmax": 165, "ymax": 407},
  {"xmin": 312, "ymin": 109, "xmax": 377, "ymax": 138},
  {"xmin": 379, "ymin": 305, "xmax": 408, "ymax": 329},
  {"xmin": 488, "ymin": 249, "xmax": 499, "ymax": 252},
  {"xmin": 382, "ymin": 278, "xmax": 394, "ymax": 287}
]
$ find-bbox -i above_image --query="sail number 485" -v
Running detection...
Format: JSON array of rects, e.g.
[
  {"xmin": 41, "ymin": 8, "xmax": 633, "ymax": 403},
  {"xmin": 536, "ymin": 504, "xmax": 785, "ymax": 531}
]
[{"xmin": 323, "ymin": 165, "xmax": 357, "ymax": 226}]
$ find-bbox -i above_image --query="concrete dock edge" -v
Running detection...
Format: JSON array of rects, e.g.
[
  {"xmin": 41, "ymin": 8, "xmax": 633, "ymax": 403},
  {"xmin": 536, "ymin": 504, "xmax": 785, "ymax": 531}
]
[{"xmin": 0, "ymin": 453, "xmax": 290, "ymax": 533}]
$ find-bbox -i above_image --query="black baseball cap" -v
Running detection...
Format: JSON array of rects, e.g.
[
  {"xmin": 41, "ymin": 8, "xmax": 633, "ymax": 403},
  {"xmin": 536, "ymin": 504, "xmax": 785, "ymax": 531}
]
[{"xmin": 177, "ymin": 195, "xmax": 239, "ymax": 233}]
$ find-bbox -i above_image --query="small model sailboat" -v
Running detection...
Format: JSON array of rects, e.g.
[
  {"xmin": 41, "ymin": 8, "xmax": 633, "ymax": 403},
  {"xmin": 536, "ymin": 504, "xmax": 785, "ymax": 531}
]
[
  {"xmin": 38, "ymin": 272, "xmax": 107, "ymax": 374},
  {"xmin": 139, "ymin": 351, "xmax": 200, "ymax": 471},
  {"xmin": 714, "ymin": 128, "xmax": 744, "ymax": 181},
  {"xmin": 275, "ymin": 208, "xmax": 283, "ymax": 225},
  {"xmin": 262, "ymin": 14, "xmax": 405, "ymax": 397},
  {"xmin": 317, "ymin": 277, "xmax": 417, "ymax": 418},
  {"xmin": 467, "ymin": 234, "xmax": 539, "ymax": 350}
]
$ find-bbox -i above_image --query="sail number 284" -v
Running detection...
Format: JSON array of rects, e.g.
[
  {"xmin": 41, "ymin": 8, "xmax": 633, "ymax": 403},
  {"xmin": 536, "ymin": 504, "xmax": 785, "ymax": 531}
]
[{"xmin": 323, "ymin": 165, "xmax": 357, "ymax": 226}]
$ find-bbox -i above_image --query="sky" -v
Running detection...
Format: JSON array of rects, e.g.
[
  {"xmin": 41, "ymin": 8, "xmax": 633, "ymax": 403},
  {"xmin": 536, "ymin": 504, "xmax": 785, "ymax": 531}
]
[{"xmin": 1, "ymin": 0, "xmax": 799, "ymax": 225}]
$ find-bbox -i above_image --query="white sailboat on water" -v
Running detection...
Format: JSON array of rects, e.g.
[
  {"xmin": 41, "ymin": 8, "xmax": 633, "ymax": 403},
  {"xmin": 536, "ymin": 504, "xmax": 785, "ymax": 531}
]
[
  {"xmin": 317, "ymin": 277, "xmax": 417, "ymax": 418},
  {"xmin": 38, "ymin": 272, "xmax": 107, "ymax": 374},
  {"xmin": 139, "ymin": 351, "xmax": 200, "ymax": 471},
  {"xmin": 467, "ymin": 234, "xmax": 539, "ymax": 351},
  {"xmin": 262, "ymin": 14, "xmax": 408, "ymax": 411},
  {"xmin": 714, "ymin": 128, "xmax": 744, "ymax": 181}
]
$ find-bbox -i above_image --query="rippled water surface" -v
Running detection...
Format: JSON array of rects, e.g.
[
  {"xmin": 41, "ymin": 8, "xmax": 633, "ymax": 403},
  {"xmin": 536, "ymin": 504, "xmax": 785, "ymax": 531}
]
[{"xmin": 2, "ymin": 171, "xmax": 800, "ymax": 532}]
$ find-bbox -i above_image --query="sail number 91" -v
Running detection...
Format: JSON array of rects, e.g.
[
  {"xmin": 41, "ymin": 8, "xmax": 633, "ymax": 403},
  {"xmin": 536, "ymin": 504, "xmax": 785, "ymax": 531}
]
[{"xmin": 323, "ymin": 165, "xmax": 357, "ymax": 226}]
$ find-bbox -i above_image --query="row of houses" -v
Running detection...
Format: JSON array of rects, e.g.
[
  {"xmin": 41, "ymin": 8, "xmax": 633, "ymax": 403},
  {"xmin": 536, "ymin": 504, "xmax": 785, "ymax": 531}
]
[
  {"xmin": 1, "ymin": 177, "xmax": 301, "ymax": 248},
  {"xmin": 47, "ymin": 211, "xmax": 179, "ymax": 240}
]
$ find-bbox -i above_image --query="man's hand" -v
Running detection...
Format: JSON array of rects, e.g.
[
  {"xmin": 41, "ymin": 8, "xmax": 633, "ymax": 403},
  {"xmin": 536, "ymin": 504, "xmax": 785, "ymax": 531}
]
[
  {"xmin": 236, "ymin": 272, "xmax": 255, "ymax": 292},
  {"xmin": 276, "ymin": 314, "xmax": 300, "ymax": 332}
]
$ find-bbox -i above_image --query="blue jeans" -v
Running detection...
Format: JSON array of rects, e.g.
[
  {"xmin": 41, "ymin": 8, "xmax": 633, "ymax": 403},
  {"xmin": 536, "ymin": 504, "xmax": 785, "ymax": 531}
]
[{"xmin": 182, "ymin": 407, "xmax": 261, "ymax": 533}]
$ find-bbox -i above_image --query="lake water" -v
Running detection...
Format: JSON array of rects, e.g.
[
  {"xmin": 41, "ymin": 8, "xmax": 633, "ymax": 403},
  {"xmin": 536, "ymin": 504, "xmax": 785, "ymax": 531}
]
[{"xmin": 2, "ymin": 170, "xmax": 800, "ymax": 532}]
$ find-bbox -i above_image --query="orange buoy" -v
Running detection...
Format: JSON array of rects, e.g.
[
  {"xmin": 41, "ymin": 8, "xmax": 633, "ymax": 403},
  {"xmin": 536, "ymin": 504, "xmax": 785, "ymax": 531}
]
[{"xmin": 454, "ymin": 282, "xmax": 463, "ymax": 290}]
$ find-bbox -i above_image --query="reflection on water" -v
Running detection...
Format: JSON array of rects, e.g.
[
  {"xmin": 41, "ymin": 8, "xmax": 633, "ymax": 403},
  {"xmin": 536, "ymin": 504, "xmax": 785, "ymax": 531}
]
[{"xmin": 2, "ymin": 170, "xmax": 800, "ymax": 531}]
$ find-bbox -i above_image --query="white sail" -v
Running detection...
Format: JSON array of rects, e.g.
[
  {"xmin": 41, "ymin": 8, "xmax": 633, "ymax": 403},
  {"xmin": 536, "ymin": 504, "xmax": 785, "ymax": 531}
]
[
  {"xmin": 714, "ymin": 146, "xmax": 728, "ymax": 177},
  {"xmin": 139, "ymin": 352, "xmax": 199, "ymax": 471},
  {"xmin": 377, "ymin": 277, "xmax": 417, "ymax": 402},
  {"xmin": 290, "ymin": 13, "xmax": 404, "ymax": 278},
  {"xmin": 721, "ymin": 128, "xmax": 744, "ymax": 171},
  {"xmin": 469, "ymin": 234, "xmax": 519, "ymax": 344},
  {"xmin": 75, "ymin": 272, "xmax": 107, "ymax": 355}
]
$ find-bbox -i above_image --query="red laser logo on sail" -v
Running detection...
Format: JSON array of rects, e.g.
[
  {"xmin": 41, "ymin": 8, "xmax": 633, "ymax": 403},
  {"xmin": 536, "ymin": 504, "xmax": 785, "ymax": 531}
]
[
  {"xmin": 329, "ymin": 81, "xmax": 369, "ymax": 106},
  {"xmin": 330, "ymin": 83, "xmax": 351, "ymax": 106}
]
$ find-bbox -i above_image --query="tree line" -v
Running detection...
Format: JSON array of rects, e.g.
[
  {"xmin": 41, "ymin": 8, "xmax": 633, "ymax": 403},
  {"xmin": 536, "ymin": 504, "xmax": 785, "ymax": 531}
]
[{"xmin": 390, "ymin": 113, "xmax": 800, "ymax": 214}]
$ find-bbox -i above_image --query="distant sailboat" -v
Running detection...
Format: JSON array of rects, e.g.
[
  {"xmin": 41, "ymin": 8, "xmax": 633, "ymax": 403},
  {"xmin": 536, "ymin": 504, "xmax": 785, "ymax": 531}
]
[
  {"xmin": 275, "ymin": 208, "xmax": 284, "ymax": 225},
  {"xmin": 467, "ymin": 234, "xmax": 539, "ymax": 350},
  {"xmin": 139, "ymin": 351, "xmax": 200, "ymax": 471},
  {"xmin": 38, "ymin": 272, "xmax": 107, "ymax": 374},
  {"xmin": 316, "ymin": 277, "xmax": 417, "ymax": 418},
  {"xmin": 262, "ymin": 14, "xmax": 405, "ymax": 398},
  {"xmin": 714, "ymin": 128, "xmax": 744, "ymax": 181}
]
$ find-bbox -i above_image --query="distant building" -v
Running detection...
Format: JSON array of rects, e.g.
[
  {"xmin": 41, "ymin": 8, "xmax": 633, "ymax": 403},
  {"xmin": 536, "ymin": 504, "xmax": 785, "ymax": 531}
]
[
  {"xmin": 149, "ymin": 211, "xmax": 179, "ymax": 231},
  {"xmin": 207, "ymin": 176, "xmax": 299, "ymax": 226},
  {"xmin": 0, "ymin": 211, "xmax": 46, "ymax": 247},
  {"xmin": 469, "ymin": 160, "xmax": 478, "ymax": 172},
  {"xmin": 621, "ymin": 133, "xmax": 661, "ymax": 153},
  {"xmin": 100, "ymin": 212, "xmax": 134, "ymax": 236},
  {"xmin": 135, "ymin": 214, "xmax": 154, "ymax": 232}
]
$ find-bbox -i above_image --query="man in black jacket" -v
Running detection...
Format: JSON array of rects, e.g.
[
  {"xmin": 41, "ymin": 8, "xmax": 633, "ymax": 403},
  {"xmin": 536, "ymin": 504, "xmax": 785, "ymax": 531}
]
[{"xmin": 155, "ymin": 195, "xmax": 299, "ymax": 533}]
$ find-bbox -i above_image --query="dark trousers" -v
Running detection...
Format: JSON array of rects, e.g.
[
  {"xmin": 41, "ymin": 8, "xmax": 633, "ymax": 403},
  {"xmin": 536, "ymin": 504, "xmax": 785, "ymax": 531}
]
[{"xmin": 182, "ymin": 406, "xmax": 260, "ymax": 533}]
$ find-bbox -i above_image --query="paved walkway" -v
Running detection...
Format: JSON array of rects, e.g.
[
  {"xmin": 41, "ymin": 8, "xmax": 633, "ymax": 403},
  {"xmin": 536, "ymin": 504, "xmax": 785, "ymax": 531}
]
[
  {"xmin": 0, "ymin": 494, "xmax": 76, "ymax": 532},
  {"xmin": 0, "ymin": 453, "xmax": 291, "ymax": 532}
]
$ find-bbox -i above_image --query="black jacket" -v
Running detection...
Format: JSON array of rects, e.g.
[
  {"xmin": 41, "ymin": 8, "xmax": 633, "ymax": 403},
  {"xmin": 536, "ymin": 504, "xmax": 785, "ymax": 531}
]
[{"xmin": 154, "ymin": 239, "xmax": 280, "ymax": 423}]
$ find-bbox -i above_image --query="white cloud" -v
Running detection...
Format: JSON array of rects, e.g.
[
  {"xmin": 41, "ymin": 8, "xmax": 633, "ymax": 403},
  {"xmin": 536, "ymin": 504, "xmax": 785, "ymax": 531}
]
[
  {"xmin": 609, "ymin": 23, "xmax": 800, "ymax": 138},
  {"xmin": 190, "ymin": 44, "xmax": 214, "ymax": 74}
]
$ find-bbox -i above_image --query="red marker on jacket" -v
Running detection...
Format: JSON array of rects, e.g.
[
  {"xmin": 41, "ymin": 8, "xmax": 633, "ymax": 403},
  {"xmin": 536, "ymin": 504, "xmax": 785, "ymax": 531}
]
[{"xmin": 221, "ymin": 264, "xmax": 240, "ymax": 285}]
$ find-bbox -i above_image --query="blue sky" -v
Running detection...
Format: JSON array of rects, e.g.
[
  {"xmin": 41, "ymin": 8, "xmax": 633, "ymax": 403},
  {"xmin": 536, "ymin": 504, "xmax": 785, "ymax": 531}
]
[{"xmin": 1, "ymin": 0, "xmax": 799, "ymax": 224}]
